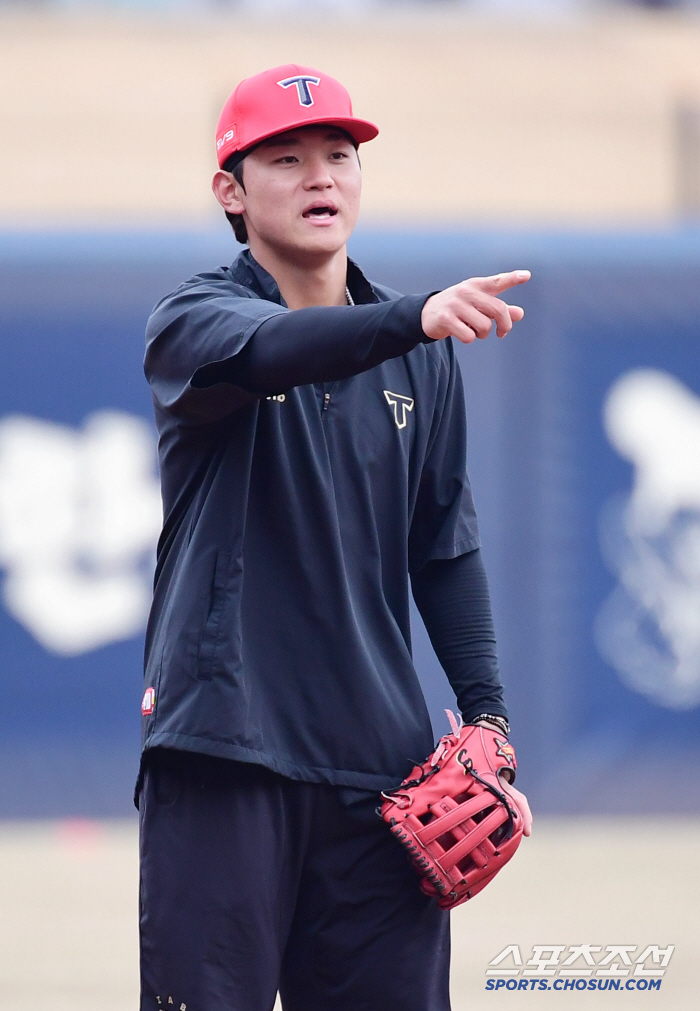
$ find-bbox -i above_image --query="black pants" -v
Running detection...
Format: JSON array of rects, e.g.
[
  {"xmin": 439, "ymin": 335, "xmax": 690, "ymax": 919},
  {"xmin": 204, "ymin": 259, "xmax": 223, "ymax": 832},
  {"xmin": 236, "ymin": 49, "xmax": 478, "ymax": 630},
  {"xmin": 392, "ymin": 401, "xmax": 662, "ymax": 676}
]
[{"xmin": 139, "ymin": 749, "xmax": 451, "ymax": 1011}]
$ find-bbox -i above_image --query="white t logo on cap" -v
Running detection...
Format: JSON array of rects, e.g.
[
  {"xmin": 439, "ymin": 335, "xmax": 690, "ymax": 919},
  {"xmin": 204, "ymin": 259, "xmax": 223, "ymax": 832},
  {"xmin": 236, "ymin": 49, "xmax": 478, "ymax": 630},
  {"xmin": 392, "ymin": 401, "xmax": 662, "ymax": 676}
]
[{"xmin": 277, "ymin": 75, "xmax": 321, "ymax": 108}]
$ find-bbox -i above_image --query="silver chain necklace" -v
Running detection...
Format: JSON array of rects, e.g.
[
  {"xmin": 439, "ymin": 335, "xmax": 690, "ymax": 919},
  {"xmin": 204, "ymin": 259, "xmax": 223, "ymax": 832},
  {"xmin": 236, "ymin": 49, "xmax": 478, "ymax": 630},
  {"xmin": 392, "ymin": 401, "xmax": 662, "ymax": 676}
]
[{"xmin": 345, "ymin": 286, "xmax": 355, "ymax": 306}]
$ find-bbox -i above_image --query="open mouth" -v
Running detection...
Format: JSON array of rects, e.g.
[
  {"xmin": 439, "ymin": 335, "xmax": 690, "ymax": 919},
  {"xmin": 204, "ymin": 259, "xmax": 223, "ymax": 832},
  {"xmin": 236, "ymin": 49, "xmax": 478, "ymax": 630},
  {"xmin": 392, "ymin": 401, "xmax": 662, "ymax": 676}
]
[{"xmin": 302, "ymin": 204, "xmax": 338, "ymax": 219}]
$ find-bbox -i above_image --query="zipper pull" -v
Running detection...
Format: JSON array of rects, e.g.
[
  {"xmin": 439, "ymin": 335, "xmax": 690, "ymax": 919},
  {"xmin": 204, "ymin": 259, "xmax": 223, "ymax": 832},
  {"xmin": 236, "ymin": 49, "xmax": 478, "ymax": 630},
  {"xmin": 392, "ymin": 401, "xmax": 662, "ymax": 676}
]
[{"xmin": 323, "ymin": 392, "xmax": 331, "ymax": 411}]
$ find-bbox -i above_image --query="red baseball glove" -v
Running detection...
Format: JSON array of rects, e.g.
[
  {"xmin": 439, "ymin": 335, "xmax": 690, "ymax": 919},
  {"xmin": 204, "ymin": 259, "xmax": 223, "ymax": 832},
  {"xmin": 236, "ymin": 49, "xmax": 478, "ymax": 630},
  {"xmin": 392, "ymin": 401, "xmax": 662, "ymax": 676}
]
[{"xmin": 380, "ymin": 711, "xmax": 531, "ymax": 909}]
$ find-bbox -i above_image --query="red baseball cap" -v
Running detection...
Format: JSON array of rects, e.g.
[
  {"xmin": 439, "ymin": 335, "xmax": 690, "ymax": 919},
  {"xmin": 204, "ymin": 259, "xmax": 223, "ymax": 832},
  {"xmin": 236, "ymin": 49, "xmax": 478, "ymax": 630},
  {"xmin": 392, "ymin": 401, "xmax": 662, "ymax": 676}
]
[{"xmin": 215, "ymin": 64, "xmax": 379, "ymax": 168}]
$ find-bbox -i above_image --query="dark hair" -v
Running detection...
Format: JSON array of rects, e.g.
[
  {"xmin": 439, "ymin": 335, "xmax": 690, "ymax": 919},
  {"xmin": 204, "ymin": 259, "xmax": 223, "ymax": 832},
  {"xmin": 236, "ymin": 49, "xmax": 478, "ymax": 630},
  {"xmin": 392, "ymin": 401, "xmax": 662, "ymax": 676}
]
[{"xmin": 222, "ymin": 157, "xmax": 248, "ymax": 245}]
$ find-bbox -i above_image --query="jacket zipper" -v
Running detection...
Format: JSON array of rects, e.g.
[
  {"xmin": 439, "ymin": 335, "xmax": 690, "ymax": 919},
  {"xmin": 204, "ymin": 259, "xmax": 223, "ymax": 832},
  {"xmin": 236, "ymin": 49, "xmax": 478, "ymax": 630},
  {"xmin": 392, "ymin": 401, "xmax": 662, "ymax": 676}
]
[{"xmin": 320, "ymin": 381, "xmax": 337, "ymax": 418}]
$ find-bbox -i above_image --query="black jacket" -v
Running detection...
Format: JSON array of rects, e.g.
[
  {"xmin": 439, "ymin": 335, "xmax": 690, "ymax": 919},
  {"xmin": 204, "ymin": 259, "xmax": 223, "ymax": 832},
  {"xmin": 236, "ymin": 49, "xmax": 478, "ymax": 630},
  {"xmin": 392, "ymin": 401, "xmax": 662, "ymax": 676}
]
[{"xmin": 141, "ymin": 250, "xmax": 484, "ymax": 791}]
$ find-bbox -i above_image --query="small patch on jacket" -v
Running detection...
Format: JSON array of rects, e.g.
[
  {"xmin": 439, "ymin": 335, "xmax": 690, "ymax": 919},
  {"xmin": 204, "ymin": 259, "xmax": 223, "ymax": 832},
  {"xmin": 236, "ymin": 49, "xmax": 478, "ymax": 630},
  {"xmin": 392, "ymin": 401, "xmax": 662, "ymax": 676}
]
[{"xmin": 141, "ymin": 687, "xmax": 156, "ymax": 716}]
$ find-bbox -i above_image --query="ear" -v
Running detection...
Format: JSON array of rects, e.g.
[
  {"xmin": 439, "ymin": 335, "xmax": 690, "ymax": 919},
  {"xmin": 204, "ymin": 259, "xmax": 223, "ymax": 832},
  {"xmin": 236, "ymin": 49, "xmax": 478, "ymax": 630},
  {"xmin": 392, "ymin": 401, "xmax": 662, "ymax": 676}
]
[{"xmin": 211, "ymin": 170, "xmax": 246, "ymax": 214}]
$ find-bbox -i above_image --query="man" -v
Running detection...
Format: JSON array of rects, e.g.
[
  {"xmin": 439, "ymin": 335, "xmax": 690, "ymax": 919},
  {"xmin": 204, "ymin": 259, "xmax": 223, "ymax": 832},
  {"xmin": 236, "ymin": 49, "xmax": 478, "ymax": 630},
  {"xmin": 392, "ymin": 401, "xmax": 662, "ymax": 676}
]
[{"xmin": 139, "ymin": 64, "xmax": 530, "ymax": 1011}]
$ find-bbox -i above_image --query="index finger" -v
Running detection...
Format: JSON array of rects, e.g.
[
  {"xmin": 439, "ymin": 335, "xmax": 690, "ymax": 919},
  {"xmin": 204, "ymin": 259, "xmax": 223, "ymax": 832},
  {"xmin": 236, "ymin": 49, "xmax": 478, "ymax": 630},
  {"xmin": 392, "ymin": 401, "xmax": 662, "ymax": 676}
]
[{"xmin": 473, "ymin": 270, "xmax": 531, "ymax": 295}]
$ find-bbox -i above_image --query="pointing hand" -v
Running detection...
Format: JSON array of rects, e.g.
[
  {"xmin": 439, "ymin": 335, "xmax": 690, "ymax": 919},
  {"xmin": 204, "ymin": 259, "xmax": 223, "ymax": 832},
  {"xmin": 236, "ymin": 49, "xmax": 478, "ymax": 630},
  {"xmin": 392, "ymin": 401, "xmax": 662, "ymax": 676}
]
[{"xmin": 421, "ymin": 270, "xmax": 531, "ymax": 344}]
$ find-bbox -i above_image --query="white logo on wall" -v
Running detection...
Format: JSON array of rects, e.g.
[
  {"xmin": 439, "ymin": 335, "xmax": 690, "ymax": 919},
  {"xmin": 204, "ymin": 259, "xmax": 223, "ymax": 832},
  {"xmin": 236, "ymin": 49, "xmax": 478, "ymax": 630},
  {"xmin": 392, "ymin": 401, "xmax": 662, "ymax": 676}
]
[
  {"xmin": 0, "ymin": 411, "xmax": 161, "ymax": 656},
  {"xmin": 596, "ymin": 369, "xmax": 700, "ymax": 709}
]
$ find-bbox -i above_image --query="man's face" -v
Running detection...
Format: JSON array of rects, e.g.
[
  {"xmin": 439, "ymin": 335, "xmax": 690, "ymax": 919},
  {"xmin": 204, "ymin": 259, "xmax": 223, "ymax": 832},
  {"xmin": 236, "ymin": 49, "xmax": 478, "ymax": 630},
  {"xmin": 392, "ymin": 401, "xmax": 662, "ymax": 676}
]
[{"xmin": 223, "ymin": 126, "xmax": 362, "ymax": 260}]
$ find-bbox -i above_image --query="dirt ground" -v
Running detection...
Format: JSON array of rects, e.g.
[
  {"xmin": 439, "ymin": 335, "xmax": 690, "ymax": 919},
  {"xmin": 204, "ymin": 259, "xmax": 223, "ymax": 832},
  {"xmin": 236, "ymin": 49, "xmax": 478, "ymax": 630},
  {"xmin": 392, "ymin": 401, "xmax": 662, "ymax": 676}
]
[{"xmin": 0, "ymin": 817, "xmax": 695, "ymax": 1010}]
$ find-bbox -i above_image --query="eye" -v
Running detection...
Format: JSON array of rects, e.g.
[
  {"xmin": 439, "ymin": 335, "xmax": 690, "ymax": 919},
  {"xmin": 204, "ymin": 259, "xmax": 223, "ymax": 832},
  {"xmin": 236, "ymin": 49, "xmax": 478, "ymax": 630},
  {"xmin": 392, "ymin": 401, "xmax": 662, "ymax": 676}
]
[
  {"xmin": 330, "ymin": 150, "xmax": 349, "ymax": 161},
  {"xmin": 274, "ymin": 155, "xmax": 299, "ymax": 165}
]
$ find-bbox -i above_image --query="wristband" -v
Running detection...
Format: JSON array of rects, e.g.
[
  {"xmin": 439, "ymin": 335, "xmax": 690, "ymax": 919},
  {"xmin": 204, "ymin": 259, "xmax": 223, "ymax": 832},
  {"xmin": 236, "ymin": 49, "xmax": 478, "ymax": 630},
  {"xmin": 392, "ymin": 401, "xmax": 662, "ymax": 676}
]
[{"xmin": 470, "ymin": 713, "xmax": 510, "ymax": 737}]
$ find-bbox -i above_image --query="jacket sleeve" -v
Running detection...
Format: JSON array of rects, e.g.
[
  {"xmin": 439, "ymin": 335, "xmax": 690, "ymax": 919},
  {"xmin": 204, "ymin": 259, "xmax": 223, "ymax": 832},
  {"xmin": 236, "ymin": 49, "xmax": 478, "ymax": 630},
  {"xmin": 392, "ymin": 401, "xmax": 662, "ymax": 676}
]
[{"xmin": 145, "ymin": 279, "xmax": 431, "ymax": 425}]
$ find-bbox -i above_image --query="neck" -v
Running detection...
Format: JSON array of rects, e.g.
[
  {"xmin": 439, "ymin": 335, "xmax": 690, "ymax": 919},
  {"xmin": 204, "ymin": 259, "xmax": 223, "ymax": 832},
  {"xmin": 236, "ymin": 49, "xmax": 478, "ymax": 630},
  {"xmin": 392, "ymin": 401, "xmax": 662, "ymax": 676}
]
[{"xmin": 247, "ymin": 240, "xmax": 348, "ymax": 309}]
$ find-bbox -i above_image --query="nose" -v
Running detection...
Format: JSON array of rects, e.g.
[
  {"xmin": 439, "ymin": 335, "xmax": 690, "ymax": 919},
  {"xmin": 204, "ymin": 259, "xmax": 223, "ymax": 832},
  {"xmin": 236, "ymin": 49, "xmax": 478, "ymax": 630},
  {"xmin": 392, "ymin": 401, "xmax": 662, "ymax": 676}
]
[{"xmin": 302, "ymin": 153, "xmax": 334, "ymax": 191}]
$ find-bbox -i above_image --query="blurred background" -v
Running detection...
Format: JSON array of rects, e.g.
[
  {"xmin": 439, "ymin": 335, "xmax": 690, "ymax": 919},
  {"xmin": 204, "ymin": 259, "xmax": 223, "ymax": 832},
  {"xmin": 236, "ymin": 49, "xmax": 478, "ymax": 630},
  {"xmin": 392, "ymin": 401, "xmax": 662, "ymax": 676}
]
[{"xmin": 0, "ymin": 1, "xmax": 699, "ymax": 1009}]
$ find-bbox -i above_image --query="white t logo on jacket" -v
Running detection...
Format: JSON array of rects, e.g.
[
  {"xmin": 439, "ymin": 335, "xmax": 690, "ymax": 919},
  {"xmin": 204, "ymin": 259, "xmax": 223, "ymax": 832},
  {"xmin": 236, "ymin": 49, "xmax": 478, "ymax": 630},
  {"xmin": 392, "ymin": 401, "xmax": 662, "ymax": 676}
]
[{"xmin": 383, "ymin": 390, "xmax": 415, "ymax": 430}]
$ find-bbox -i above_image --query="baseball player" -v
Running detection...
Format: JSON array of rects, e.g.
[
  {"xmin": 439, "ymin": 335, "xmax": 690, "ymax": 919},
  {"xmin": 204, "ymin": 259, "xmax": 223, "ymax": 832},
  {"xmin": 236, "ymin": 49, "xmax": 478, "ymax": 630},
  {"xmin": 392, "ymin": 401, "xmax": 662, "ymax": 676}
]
[{"xmin": 139, "ymin": 64, "xmax": 531, "ymax": 1011}]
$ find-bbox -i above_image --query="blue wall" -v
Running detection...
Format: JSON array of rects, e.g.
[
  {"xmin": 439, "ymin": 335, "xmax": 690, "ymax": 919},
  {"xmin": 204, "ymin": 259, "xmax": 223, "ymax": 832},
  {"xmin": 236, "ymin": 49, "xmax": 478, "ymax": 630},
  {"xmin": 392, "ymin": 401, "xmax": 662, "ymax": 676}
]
[{"xmin": 1, "ymin": 227, "xmax": 699, "ymax": 816}]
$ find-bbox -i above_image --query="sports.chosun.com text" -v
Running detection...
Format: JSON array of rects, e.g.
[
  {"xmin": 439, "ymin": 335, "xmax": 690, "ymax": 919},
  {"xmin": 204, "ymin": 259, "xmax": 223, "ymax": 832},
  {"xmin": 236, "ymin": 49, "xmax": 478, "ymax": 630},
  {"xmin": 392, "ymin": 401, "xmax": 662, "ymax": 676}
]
[{"xmin": 486, "ymin": 978, "xmax": 662, "ymax": 992}]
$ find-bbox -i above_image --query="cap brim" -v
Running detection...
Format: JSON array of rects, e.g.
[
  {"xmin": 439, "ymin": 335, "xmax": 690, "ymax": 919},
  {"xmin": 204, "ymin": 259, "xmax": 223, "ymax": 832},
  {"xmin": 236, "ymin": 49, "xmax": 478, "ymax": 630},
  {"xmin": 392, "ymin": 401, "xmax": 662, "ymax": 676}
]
[
  {"xmin": 217, "ymin": 116, "xmax": 379, "ymax": 168},
  {"xmin": 247, "ymin": 116, "xmax": 379, "ymax": 150}
]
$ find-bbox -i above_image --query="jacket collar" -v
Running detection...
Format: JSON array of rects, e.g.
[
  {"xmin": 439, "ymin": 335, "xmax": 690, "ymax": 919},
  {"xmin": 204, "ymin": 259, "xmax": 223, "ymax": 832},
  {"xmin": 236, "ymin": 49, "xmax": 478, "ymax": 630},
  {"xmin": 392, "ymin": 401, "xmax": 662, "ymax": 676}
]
[{"xmin": 228, "ymin": 247, "xmax": 378, "ymax": 306}]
